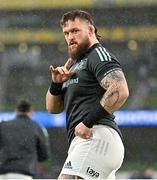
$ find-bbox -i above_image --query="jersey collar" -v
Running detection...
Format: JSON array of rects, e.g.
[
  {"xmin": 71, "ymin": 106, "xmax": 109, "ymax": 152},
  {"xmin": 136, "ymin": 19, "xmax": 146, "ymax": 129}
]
[{"xmin": 86, "ymin": 43, "xmax": 100, "ymax": 55}]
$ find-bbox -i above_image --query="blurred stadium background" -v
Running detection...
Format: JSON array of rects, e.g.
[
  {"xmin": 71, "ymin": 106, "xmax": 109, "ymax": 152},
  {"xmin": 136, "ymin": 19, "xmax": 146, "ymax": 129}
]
[{"xmin": 0, "ymin": 0, "xmax": 157, "ymax": 178}]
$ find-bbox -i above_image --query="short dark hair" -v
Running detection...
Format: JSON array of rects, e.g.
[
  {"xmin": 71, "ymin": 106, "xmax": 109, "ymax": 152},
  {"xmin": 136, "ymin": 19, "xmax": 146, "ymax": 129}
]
[
  {"xmin": 16, "ymin": 100, "xmax": 32, "ymax": 113},
  {"xmin": 60, "ymin": 9, "xmax": 101, "ymax": 41}
]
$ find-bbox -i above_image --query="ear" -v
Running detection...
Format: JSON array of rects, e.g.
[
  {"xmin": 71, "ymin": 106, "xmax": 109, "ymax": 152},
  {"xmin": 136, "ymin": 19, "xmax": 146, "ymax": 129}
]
[
  {"xmin": 27, "ymin": 111, "xmax": 33, "ymax": 118},
  {"xmin": 88, "ymin": 25, "xmax": 95, "ymax": 35}
]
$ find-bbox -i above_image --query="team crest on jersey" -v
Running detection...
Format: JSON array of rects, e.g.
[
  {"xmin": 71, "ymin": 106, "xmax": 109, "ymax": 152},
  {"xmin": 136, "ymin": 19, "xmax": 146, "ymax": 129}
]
[
  {"xmin": 70, "ymin": 58, "xmax": 87, "ymax": 73},
  {"xmin": 63, "ymin": 58, "xmax": 87, "ymax": 88}
]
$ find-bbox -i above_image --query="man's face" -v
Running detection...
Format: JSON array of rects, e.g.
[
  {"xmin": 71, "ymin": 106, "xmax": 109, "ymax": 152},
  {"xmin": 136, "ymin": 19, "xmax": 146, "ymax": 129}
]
[{"xmin": 62, "ymin": 18, "xmax": 91, "ymax": 60}]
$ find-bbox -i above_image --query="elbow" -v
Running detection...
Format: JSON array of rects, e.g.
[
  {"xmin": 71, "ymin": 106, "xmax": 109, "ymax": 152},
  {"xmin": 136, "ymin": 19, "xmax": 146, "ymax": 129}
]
[
  {"xmin": 125, "ymin": 86, "xmax": 130, "ymax": 99},
  {"xmin": 124, "ymin": 88, "xmax": 129, "ymax": 100},
  {"xmin": 121, "ymin": 86, "xmax": 129, "ymax": 102},
  {"xmin": 46, "ymin": 104, "xmax": 64, "ymax": 114},
  {"xmin": 46, "ymin": 103, "xmax": 55, "ymax": 114},
  {"xmin": 46, "ymin": 106, "xmax": 53, "ymax": 114},
  {"xmin": 46, "ymin": 105, "xmax": 57, "ymax": 114},
  {"xmin": 46, "ymin": 102, "xmax": 52, "ymax": 113}
]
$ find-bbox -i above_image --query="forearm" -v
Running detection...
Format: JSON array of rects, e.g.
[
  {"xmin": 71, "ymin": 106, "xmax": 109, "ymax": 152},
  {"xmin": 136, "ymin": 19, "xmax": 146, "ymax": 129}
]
[
  {"xmin": 46, "ymin": 90, "xmax": 64, "ymax": 113},
  {"xmin": 100, "ymin": 69, "xmax": 129, "ymax": 114}
]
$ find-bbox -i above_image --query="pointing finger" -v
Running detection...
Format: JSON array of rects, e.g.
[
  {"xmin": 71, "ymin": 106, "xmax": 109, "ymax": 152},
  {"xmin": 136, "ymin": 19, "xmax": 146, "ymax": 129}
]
[{"xmin": 64, "ymin": 58, "xmax": 72, "ymax": 69}]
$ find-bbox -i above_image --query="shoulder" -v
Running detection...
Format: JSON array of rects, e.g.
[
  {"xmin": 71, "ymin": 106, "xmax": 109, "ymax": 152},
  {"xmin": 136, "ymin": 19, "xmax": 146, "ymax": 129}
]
[
  {"xmin": 32, "ymin": 121, "xmax": 45, "ymax": 133},
  {"xmin": 31, "ymin": 120, "xmax": 41, "ymax": 128},
  {"xmin": 87, "ymin": 43, "xmax": 119, "ymax": 64}
]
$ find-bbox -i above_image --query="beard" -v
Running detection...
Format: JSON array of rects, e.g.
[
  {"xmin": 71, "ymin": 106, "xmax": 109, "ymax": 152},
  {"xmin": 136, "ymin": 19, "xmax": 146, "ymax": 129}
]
[{"xmin": 68, "ymin": 37, "xmax": 90, "ymax": 60}]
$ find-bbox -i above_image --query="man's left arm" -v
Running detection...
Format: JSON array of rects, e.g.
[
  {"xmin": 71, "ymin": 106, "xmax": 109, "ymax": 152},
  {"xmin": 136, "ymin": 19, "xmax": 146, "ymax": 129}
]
[
  {"xmin": 100, "ymin": 69, "xmax": 129, "ymax": 114},
  {"xmin": 75, "ymin": 69, "xmax": 129, "ymax": 140}
]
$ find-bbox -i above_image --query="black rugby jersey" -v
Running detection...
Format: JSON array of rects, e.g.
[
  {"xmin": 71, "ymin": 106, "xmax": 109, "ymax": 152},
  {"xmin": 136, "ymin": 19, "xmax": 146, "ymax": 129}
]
[{"xmin": 62, "ymin": 43, "xmax": 122, "ymax": 144}]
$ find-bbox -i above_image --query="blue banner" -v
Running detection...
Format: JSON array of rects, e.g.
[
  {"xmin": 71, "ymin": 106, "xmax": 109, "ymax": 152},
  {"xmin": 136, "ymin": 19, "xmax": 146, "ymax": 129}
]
[{"xmin": 0, "ymin": 110, "xmax": 157, "ymax": 127}]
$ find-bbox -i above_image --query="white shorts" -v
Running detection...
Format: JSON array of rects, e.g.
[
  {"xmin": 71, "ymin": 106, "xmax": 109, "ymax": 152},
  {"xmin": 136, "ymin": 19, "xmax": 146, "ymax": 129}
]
[
  {"xmin": 60, "ymin": 125, "xmax": 124, "ymax": 179},
  {"xmin": 0, "ymin": 173, "xmax": 33, "ymax": 179}
]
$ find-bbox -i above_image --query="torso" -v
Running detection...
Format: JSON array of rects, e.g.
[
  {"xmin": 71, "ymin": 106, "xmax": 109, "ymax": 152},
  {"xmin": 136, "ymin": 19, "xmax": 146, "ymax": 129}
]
[{"xmin": 62, "ymin": 43, "xmax": 122, "ymax": 144}]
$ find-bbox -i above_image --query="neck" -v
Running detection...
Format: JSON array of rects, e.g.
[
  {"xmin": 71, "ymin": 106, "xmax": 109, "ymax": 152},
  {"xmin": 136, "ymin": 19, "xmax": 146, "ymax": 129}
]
[
  {"xmin": 16, "ymin": 111, "xmax": 32, "ymax": 118},
  {"xmin": 89, "ymin": 36, "xmax": 99, "ymax": 48}
]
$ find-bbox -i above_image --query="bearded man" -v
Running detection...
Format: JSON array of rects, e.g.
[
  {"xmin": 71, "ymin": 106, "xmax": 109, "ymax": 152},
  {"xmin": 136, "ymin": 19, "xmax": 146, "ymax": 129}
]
[{"xmin": 46, "ymin": 9, "xmax": 129, "ymax": 179}]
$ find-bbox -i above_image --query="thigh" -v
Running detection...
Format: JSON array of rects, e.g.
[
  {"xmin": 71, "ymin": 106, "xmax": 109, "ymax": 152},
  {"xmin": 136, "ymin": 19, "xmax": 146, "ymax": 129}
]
[
  {"xmin": 59, "ymin": 136, "xmax": 93, "ymax": 179},
  {"xmin": 59, "ymin": 126, "xmax": 124, "ymax": 179}
]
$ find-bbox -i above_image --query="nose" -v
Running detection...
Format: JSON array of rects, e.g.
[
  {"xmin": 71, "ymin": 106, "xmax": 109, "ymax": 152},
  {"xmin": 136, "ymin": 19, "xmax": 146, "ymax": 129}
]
[{"xmin": 68, "ymin": 32, "xmax": 74, "ymax": 41}]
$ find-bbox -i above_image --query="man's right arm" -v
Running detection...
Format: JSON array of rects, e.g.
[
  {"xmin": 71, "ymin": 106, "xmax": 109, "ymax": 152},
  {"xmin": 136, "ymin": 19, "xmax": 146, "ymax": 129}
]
[
  {"xmin": 46, "ymin": 58, "xmax": 73, "ymax": 114},
  {"xmin": 46, "ymin": 90, "xmax": 64, "ymax": 114}
]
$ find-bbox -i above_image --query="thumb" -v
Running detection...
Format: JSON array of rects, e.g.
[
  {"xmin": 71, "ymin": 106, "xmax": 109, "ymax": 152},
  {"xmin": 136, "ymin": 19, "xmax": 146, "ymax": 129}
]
[{"xmin": 49, "ymin": 65, "xmax": 55, "ymax": 72}]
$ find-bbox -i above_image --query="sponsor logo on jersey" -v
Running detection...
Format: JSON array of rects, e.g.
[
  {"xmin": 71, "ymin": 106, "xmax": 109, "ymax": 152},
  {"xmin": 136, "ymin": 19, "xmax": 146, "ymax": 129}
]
[
  {"xmin": 63, "ymin": 77, "xmax": 78, "ymax": 88},
  {"xmin": 86, "ymin": 167, "xmax": 99, "ymax": 178}
]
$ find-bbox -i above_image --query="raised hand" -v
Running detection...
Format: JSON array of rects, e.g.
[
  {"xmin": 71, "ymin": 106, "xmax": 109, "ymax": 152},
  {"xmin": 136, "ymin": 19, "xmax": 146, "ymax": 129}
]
[{"xmin": 49, "ymin": 58, "xmax": 74, "ymax": 83}]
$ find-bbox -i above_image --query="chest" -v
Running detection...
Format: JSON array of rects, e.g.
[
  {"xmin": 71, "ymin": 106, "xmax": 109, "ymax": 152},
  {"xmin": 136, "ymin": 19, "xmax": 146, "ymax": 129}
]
[
  {"xmin": 63, "ymin": 59, "xmax": 97, "ymax": 90},
  {"xmin": 62, "ymin": 59, "xmax": 106, "ymax": 109}
]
